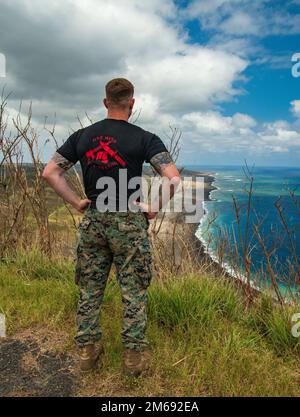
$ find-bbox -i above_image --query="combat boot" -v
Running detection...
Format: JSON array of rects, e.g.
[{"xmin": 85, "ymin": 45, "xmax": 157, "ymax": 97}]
[
  {"xmin": 123, "ymin": 348, "xmax": 152, "ymax": 377},
  {"xmin": 79, "ymin": 342, "xmax": 104, "ymax": 372}
]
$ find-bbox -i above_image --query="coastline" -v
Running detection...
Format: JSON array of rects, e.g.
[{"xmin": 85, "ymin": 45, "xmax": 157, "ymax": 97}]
[
  {"xmin": 150, "ymin": 168, "xmax": 218, "ymax": 270},
  {"xmin": 189, "ymin": 171, "xmax": 261, "ymax": 296},
  {"xmin": 150, "ymin": 168, "xmax": 261, "ymax": 297}
]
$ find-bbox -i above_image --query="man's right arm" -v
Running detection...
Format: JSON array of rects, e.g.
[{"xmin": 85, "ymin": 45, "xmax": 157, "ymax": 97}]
[
  {"xmin": 150, "ymin": 151, "xmax": 179, "ymax": 179},
  {"xmin": 42, "ymin": 152, "xmax": 91, "ymax": 213},
  {"xmin": 135, "ymin": 151, "xmax": 181, "ymax": 219},
  {"xmin": 150, "ymin": 151, "xmax": 181, "ymax": 212}
]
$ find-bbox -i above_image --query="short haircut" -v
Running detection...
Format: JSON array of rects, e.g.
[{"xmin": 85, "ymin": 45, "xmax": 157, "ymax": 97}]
[{"xmin": 105, "ymin": 78, "xmax": 134, "ymax": 107}]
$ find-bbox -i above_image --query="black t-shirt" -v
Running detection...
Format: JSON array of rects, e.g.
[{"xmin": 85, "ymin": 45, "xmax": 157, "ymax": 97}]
[{"xmin": 56, "ymin": 119, "xmax": 168, "ymax": 211}]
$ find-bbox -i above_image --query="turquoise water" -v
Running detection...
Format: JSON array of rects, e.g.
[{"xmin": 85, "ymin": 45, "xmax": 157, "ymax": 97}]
[{"xmin": 188, "ymin": 165, "xmax": 300, "ymax": 294}]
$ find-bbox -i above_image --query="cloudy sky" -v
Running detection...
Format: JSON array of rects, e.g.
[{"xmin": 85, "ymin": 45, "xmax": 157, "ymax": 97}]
[{"xmin": 0, "ymin": 0, "xmax": 299, "ymax": 166}]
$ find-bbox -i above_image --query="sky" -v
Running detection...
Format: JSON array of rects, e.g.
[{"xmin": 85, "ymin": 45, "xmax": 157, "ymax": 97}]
[{"xmin": 0, "ymin": 0, "xmax": 299, "ymax": 167}]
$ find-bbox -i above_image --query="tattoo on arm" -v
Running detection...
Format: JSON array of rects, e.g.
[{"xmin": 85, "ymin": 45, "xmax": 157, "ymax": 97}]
[
  {"xmin": 150, "ymin": 152, "xmax": 174, "ymax": 175},
  {"xmin": 52, "ymin": 152, "xmax": 74, "ymax": 171}
]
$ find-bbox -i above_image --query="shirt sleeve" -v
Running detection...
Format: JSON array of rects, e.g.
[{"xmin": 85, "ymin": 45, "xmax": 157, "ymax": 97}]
[
  {"xmin": 144, "ymin": 133, "xmax": 168, "ymax": 163},
  {"xmin": 56, "ymin": 130, "xmax": 81, "ymax": 164}
]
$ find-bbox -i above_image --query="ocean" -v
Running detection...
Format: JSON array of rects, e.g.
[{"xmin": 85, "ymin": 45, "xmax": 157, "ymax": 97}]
[{"xmin": 188, "ymin": 165, "xmax": 300, "ymax": 296}]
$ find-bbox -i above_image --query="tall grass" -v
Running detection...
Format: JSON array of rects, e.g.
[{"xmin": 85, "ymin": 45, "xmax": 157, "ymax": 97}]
[
  {"xmin": 148, "ymin": 275, "xmax": 242, "ymax": 331},
  {"xmin": 1, "ymin": 251, "xmax": 299, "ymax": 396}
]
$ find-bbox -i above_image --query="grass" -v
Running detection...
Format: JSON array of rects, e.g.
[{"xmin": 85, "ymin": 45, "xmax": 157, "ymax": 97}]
[{"xmin": 0, "ymin": 251, "xmax": 300, "ymax": 396}]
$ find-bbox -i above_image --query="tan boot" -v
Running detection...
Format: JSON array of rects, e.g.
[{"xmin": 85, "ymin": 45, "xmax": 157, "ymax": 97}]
[
  {"xmin": 123, "ymin": 349, "xmax": 152, "ymax": 377},
  {"xmin": 79, "ymin": 342, "xmax": 104, "ymax": 373}
]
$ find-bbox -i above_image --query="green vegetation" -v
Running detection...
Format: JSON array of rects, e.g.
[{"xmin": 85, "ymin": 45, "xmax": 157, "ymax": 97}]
[{"xmin": 1, "ymin": 251, "xmax": 299, "ymax": 397}]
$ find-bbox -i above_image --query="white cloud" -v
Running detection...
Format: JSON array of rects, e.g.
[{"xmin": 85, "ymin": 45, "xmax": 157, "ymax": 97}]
[
  {"xmin": 220, "ymin": 12, "xmax": 260, "ymax": 36},
  {"xmin": 0, "ymin": 0, "xmax": 299, "ymax": 164},
  {"xmin": 232, "ymin": 113, "xmax": 256, "ymax": 128},
  {"xmin": 163, "ymin": 110, "xmax": 300, "ymax": 162},
  {"xmin": 258, "ymin": 121, "xmax": 300, "ymax": 153},
  {"xmin": 178, "ymin": 110, "xmax": 257, "ymax": 155},
  {"xmin": 182, "ymin": 111, "xmax": 235, "ymax": 136},
  {"xmin": 291, "ymin": 100, "xmax": 300, "ymax": 118},
  {"xmin": 185, "ymin": 0, "xmax": 300, "ymax": 37},
  {"xmin": 184, "ymin": 0, "xmax": 300, "ymax": 67},
  {"xmin": 0, "ymin": 0, "xmax": 248, "ymax": 156},
  {"xmin": 128, "ymin": 47, "xmax": 247, "ymax": 114}
]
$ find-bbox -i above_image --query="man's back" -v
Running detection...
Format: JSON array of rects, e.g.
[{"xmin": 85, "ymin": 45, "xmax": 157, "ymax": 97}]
[{"xmin": 56, "ymin": 119, "xmax": 167, "ymax": 209}]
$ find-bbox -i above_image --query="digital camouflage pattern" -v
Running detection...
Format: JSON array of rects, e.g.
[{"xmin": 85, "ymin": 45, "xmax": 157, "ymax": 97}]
[{"xmin": 74, "ymin": 209, "xmax": 152, "ymax": 351}]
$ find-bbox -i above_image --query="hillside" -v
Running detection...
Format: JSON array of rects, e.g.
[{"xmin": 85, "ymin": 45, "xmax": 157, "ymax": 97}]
[{"xmin": 0, "ymin": 251, "xmax": 299, "ymax": 397}]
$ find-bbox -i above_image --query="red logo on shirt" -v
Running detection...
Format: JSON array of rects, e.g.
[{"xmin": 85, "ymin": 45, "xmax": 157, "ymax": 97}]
[{"xmin": 85, "ymin": 136, "xmax": 126, "ymax": 169}]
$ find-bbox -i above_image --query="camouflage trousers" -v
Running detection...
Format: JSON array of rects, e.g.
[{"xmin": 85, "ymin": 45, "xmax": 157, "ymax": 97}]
[{"xmin": 74, "ymin": 209, "xmax": 152, "ymax": 351}]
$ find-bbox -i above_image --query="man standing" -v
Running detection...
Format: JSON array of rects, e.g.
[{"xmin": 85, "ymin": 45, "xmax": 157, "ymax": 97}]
[{"xmin": 42, "ymin": 78, "xmax": 180, "ymax": 375}]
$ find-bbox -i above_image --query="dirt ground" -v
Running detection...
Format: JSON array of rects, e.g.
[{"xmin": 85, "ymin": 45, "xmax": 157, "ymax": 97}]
[
  {"xmin": 0, "ymin": 329, "xmax": 147, "ymax": 397},
  {"xmin": 0, "ymin": 329, "xmax": 77, "ymax": 397}
]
